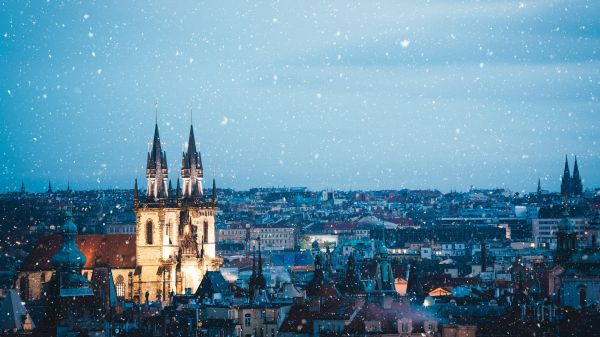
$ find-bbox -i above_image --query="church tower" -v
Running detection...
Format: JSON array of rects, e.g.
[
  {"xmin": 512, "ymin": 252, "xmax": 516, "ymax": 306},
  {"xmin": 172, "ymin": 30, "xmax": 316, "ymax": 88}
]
[
  {"xmin": 146, "ymin": 123, "xmax": 169, "ymax": 199},
  {"xmin": 133, "ymin": 117, "xmax": 221, "ymax": 304},
  {"xmin": 560, "ymin": 156, "xmax": 571, "ymax": 196},
  {"xmin": 571, "ymin": 156, "xmax": 583, "ymax": 196},
  {"xmin": 181, "ymin": 124, "xmax": 203, "ymax": 198}
]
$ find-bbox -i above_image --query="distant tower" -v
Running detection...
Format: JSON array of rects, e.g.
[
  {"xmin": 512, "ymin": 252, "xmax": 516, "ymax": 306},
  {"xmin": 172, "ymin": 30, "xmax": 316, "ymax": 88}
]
[
  {"xmin": 560, "ymin": 156, "xmax": 571, "ymax": 196},
  {"xmin": 554, "ymin": 206, "xmax": 577, "ymax": 266},
  {"xmin": 20, "ymin": 181, "xmax": 25, "ymax": 194},
  {"xmin": 181, "ymin": 124, "xmax": 203, "ymax": 198},
  {"xmin": 306, "ymin": 254, "xmax": 325, "ymax": 297},
  {"xmin": 47, "ymin": 181, "xmax": 52, "ymax": 194},
  {"xmin": 537, "ymin": 179, "xmax": 542, "ymax": 195},
  {"xmin": 248, "ymin": 239, "xmax": 266, "ymax": 300},
  {"xmin": 571, "ymin": 156, "xmax": 583, "ymax": 196}
]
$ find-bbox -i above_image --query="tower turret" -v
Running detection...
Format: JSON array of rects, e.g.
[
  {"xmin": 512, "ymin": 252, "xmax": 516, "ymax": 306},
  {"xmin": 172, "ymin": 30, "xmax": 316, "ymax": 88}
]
[
  {"xmin": 51, "ymin": 212, "xmax": 93, "ymax": 295},
  {"xmin": 133, "ymin": 178, "xmax": 139, "ymax": 206},
  {"xmin": 555, "ymin": 204, "xmax": 577, "ymax": 266}
]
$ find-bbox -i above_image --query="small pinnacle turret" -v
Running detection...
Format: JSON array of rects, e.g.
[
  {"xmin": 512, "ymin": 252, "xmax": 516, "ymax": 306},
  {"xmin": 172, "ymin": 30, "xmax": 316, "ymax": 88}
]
[
  {"xmin": 133, "ymin": 178, "xmax": 139, "ymax": 202},
  {"xmin": 212, "ymin": 178, "xmax": 217, "ymax": 204}
]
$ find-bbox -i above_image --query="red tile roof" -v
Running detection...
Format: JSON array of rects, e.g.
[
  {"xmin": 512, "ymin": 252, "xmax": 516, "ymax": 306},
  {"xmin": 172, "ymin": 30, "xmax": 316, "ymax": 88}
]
[{"xmin": 20, "ymin": 234, "xmax": 136, "ymax": 271}]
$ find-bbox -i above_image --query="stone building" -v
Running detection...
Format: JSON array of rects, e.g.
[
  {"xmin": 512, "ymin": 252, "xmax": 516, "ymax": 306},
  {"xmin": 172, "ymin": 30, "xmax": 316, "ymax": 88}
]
[{"xmin": 16, "ymin": 119, "xmax": 223, "ymax": 304}]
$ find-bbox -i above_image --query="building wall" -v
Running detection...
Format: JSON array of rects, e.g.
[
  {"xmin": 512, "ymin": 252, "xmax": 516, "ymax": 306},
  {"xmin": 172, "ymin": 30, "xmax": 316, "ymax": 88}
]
[
  {"xmin": 135, "ymin": 204, "xmax": 220, "ymax": 303},
  {"xmin": 16, "ymin": 268, "xmax": 134, "ymax": 302},
  {"xmin": 531, "ymin": 218, "xmax": 589, "ymax": 248},
  {"xmin": 561, "ymin": 277, "xmax": 600, "ymax": 309}
]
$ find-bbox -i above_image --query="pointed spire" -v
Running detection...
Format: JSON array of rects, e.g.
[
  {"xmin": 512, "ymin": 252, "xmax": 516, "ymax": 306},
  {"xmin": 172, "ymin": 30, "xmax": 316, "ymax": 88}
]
[
  {"xmin": 134, "ymin": 178, "xmax": 139, "ymax": 200},
  {"xmin": 20, "ymin": 181, "xmax": 25, "ymax": 194},
  {"xmin": 48, "ymin": 181, "xmax": 52, "ymax": 194},
  {"xmin": 168, "ymin": 179, "xmax": 173, "ymax": 195},
  {"xmin": 561, "ymin": 155, "xmax": 572, "ymax": 196},
  {"xmin": 212, "ymin": 179, "xmax": 217, "ymax": 203},
  {"xmin": 146, "ymin": 117, "xmax": 169, "ymax": 199},
  {"xmin": 537, "ymin": 178, "xmax": 541, "ymax": 195},
  {"xmin": 176, "ymin": 176, "xmax": 181, "ymax": 198},
  {"xmin": 572, "ymin": 155, "xmax": 583, "ymax": 195}
]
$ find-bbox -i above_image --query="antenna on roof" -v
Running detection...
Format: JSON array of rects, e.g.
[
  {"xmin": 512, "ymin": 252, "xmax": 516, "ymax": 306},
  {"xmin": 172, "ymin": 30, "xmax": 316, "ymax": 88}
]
[{"xmin": 154, "ymin": 100, "xmax": 159, "ymax": 124}]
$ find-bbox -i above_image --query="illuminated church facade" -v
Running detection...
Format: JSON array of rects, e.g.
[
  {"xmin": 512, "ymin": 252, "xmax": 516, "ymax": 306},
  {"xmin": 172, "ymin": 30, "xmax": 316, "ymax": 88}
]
[
  {"xmin": 15, "ymin": 120, "xmax": 222, "ymax": 304},
  {"xmin": 133, "ymin": 121, "xmax": 222, "ymax": 302}
]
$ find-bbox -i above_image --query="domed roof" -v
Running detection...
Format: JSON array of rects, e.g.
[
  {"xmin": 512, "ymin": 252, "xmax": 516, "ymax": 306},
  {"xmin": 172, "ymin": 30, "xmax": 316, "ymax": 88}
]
[
  {"xmin": 558, "ymin": 216, "xmax": 575, "ymax": 232},
  {"xmin": 51, "ymin": 212, "xmax": 87, "ymax": 271}
]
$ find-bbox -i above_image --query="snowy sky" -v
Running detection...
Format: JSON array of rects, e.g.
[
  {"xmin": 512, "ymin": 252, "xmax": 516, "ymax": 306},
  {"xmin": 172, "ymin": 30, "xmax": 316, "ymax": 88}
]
[{"xmin": 1, "ymin": 1, "xmax": 599, "ymax": 192}]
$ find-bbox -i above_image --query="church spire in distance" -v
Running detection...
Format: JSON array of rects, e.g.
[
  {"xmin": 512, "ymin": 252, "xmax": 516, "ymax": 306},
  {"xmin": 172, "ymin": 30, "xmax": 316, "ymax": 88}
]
[
  {"xmin": 561, "ymin": 155, "xmax": 571, "ymax": 196},
  {"xmin": 572, "ymin": 156, "xmax": 583, "ymax": 195}
]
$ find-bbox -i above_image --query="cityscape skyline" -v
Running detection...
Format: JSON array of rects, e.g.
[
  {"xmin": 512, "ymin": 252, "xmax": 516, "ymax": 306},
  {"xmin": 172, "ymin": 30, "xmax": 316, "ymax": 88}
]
[{"xmin": 1, "ymin": 1, "xmax": 599, "ymax": 192}]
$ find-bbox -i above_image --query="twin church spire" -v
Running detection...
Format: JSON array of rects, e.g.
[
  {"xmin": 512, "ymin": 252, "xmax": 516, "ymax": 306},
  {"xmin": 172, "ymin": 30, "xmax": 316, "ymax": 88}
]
[
  {"xmin": 561, "ymin": 155, "xmax": 583, "ymax": 196},
  {"xmin": 137, "ymin": 109, "xmax": 215, "ymax": 202}
]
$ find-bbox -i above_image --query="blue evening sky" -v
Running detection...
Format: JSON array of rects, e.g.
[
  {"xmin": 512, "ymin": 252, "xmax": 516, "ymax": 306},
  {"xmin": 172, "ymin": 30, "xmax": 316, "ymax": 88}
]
[{"xmin": 0, "ymin": 1, "xmax": 599, "ymax": 192}]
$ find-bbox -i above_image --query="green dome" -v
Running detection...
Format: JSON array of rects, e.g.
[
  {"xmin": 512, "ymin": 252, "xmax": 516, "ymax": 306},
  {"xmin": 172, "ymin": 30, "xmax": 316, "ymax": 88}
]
[{"xmin": 51, "ymin": 213, "xmax": 86, "ymax": 271}]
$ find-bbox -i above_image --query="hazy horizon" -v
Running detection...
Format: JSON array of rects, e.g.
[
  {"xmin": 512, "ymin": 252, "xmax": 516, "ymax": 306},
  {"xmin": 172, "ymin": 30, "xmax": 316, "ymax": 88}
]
[{"xmin": 1, "ymin": 1, "xmax": 599, "ymax": 193}]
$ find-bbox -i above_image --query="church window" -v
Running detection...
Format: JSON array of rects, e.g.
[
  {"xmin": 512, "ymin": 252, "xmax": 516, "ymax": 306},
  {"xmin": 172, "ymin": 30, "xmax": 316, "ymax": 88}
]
[
  {"xmin": 204, "ymin": 220, "xmax": 209, "ymax": 243},
  {"xmin": 146, "ymin": 220, "xmax": 153, "ymax": 244},
  {"xmin": 116, "ymin": 275, "xmax": 125, "ymax": 298},
  {"xmin": 244, "ymin": 313, "xmax": 251, "ymax": 326}
]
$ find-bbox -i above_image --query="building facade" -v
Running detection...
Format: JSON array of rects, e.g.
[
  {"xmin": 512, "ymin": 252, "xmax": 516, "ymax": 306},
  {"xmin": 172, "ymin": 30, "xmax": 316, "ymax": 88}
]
[
  {"xmin": 132, "ymin": 122, "xmax": 222, "ymax": 303},
  {"xmin": 16, "ymin": 120, "xmax": 223, "ymax": 305}
]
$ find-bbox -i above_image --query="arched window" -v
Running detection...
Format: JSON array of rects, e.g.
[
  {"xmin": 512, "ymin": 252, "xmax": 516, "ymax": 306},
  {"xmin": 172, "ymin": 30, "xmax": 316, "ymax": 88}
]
[
  {"xmin": 203, "ymin": 220, "xmax": 209, "ymax": 243},
  {"xmin": 579, "ymin": 285, "xmax": 587, "ymax": 308},
  {"xmin": 116, "ymin": 275, "xmax": 125, "ymax": 298},
  {"xmin": 146, "ymin": 220, "xmax": 153, "ymax": 245},
  {"xmin": 166, "ymin": 221, "xmax": 172, "ymax": 244}
]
